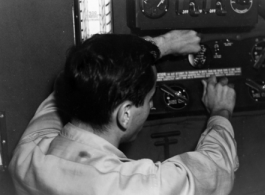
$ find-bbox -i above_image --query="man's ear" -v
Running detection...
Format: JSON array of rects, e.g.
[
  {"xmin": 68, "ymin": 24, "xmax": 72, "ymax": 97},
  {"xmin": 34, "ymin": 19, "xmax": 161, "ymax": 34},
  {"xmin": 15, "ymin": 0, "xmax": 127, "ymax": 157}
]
[{"xmin": 116, "ymin": 101, "xmax": 133, "ymax": 131}]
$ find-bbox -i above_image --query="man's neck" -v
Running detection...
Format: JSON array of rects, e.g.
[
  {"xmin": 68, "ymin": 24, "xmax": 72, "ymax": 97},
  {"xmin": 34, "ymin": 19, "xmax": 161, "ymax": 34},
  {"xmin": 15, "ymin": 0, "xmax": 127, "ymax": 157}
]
[{"xmin": 71, "ymin": 119, "xmax": 121, "ymax": 148}]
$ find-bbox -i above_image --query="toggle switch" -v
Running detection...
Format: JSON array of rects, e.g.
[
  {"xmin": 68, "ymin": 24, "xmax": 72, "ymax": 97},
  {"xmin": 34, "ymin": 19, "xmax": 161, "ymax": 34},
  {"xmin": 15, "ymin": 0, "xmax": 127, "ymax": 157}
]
[
  {"xmin": 216, "ymin": 0, "xmax": 227, "ymax": 15},
  {"xmin": 189, "ymin": 0, "xmax": 200, "ymax": 16},
  {"xmin": 253, "ymin": 48, "xmax": 265, "ymax": 70}
]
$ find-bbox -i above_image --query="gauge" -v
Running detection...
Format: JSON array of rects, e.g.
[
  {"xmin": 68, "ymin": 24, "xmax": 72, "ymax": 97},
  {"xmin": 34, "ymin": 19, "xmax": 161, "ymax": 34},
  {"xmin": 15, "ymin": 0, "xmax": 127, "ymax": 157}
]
[
  {"xmin": 162, "ymin": 85, "xmax": 189, "ymax": 110},
  {"xmin": 230, "ymin": 0, "xmax": 253, "ymax": 14},
  {"xmin": 247, "ymin": 79, "xmax": 265, "ymax": 102},
  {"xmin": 251, "ymin": 38, "xmax": 265, "ymax": 68},
  {"xmin": 188, "ymin": 44, "xmax": 210, "ymax": 69},
  {"xmin": 140, "ymin": 0, "xmax": 169, "ymax": 19}
]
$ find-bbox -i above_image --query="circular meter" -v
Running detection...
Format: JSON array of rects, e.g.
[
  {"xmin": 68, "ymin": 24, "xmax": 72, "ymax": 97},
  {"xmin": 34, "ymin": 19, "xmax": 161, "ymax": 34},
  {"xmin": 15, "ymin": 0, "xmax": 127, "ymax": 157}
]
[
  {"xmin": 230, "ymin": 0, "xmax": 253, "ymax": 14},
  {"xmin": 163, "ymin": 85, "xmax": 189, "ymax": 110},
  {"xmin": 188, "ymin": 44, "xmax": 210, "ymax": 69},
  {"xmin": 140, "ymin": 0, "xmax": 169, "ymax": 19},
  {"xmin": 251, "ymin": 38, "xmax": 265, "ymax": 68},
  {"xmin": 248, "ymin": 80, "xmax": 265, "ymax": 102}
]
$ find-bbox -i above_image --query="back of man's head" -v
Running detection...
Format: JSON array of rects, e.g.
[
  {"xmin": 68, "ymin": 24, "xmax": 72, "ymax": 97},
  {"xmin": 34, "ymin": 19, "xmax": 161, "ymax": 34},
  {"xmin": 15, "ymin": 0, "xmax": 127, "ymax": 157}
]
[{"xmin": 54, "ymin": 34, "xmax": 160, "ymax": 132}]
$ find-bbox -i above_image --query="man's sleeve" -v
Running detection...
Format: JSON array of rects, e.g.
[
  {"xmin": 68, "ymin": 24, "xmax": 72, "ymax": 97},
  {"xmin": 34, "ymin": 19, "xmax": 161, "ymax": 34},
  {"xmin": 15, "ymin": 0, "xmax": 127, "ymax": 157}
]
[
  {"xmin": 158, "ymin": 116, "xmax": 239, "ymax": 195},
  {"xmin": 18, "ymin": 92, "xmax": 63, "ymax": 144}
]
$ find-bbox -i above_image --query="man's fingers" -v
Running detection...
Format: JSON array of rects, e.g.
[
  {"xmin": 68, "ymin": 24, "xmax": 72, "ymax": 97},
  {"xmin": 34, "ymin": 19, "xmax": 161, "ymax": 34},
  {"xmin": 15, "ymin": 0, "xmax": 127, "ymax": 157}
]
[
  {"xmin": 192, "ymin": 44, "xmax": 202, "ymax": 54},
  {"xmin": 201, "ymin": 79, "xmax": 207, "ymax": 98},
  {"xmin": 219, "ymin": 77, "xmax": 228, "ymax": 86},
  {"xmin": 208, "ymin": 75, "xmax": 217, "ymax": 85},
  {"xmin": 228, "ymin": 83, "xmax": 235, "ymax": 88}
]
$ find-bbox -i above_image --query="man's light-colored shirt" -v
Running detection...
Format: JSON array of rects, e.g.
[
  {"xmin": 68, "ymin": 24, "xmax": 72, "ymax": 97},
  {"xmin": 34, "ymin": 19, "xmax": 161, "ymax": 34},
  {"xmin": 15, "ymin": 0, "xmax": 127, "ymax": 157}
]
[{"xmin": 9, "ymin": 93, "xmax": 239, "ymax": 195}]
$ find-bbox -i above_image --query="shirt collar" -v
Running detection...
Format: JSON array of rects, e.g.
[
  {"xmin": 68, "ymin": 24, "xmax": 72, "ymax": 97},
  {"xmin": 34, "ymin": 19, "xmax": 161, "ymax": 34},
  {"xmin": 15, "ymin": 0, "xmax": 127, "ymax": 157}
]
[{"xmin": 60, "ymin": 123, "xmax": 127, "ymax": 159}]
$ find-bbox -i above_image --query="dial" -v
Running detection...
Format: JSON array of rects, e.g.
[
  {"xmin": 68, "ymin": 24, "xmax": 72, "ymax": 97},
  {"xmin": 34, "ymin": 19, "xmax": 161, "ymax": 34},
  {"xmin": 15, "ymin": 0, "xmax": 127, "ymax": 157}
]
[
  {"xmin": 247, "ymin": 80, "xmax": 265, "ymax": 102},
  {"xmin": 140, "ymin": 0, "xmax": 169, "ymax": 19},
  {"xmin": 162, "ymin": 85, "xmax": 189, "ymax": 110},
  {"xmin": 188, "ymin": 44, "xmax": 210, "ymax": 69},
  {"xmin": 230, "ymin": 0, "xmax": 253, "ymax": 14}
]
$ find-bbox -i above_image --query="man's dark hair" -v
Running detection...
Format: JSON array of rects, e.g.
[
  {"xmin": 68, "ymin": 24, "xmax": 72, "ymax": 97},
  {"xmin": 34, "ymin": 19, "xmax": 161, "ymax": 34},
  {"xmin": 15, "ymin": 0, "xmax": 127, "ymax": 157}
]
[{"xmin": 54, "ymin": 34, "xmax": 160, "ymax": 131}]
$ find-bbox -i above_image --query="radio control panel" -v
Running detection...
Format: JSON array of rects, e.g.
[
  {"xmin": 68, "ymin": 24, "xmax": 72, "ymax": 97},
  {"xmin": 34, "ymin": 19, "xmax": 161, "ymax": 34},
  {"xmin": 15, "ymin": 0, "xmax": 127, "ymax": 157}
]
[{"xmin": 149, "ymin": 36, "xmax": 265, "ymax": 118}]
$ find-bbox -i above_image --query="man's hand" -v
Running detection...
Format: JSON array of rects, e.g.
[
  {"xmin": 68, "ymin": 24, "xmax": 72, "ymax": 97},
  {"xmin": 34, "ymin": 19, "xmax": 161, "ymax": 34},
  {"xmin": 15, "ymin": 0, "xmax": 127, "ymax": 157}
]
[
  {"xmin": 147, "ymin": 30, "xmax": 201, "ymax": 58},
  {"xmin": 202, "ymin": 75, "xmax": 236, "ymax": 120}
]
